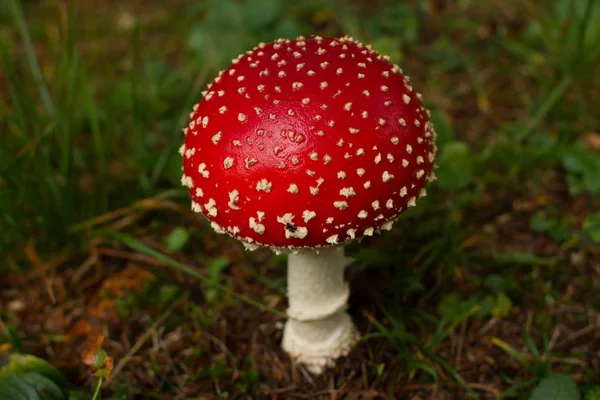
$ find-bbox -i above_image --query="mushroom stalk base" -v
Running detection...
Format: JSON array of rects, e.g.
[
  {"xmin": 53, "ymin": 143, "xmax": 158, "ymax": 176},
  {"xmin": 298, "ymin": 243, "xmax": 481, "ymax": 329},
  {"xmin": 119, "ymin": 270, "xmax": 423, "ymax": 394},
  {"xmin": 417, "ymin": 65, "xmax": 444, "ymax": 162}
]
[{"xmin": 282, "ymin": 246, "xmax": 358, "ymax": 374}]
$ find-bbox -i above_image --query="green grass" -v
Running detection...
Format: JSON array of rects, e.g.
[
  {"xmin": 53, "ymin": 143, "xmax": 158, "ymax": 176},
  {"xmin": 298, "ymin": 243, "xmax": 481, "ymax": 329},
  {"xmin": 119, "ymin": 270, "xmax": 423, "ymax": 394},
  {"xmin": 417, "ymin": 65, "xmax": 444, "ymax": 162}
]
[
  {"xmin": 0, "ymin": 0, "xmax": 194, "ymax": 265},
  {"xmin": 1, "ymin": 0, "xmax": 599, "ymax": 398}
]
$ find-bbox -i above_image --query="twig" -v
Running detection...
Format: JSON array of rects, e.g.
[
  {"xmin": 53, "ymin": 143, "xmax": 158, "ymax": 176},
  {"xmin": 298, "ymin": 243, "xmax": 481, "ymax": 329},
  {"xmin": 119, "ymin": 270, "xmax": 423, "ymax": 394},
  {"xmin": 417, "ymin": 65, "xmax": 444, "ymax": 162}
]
[
  {"xmin": 455, "ymin": 319, "xmax": 467, "ymax": 370},
  {"xmin": 110, "ymin": 301, "xmax": 178, "ymax": 379},
  {"xmin": 553, "ymin": 323, "xmax": 599, "ymax": 351},
  {"xmin": 468, "ymin": 382, "xmax": 501, "ymax": 398},
  {"xmin": 361, "ymin": 361, "xmax": 369, "ymax": 389},
  {"xmin": 550, "ymin": 356, "xmax": 588, "ymax": 367},
  {"xmin": 69, "ymin": 190, "xmax": 183, "ymax": 233},
  {"xmin": 266, "ymin": 385, "xmax": 298, "ymax": 395},
  {"xmin": 547, "ymin": 324, "xmax": 562, "ymax": 352},
  {"xmin": 72, "ymin": 254, "xmax": 97, "ymax": 284},
  {"xmin": 525, "ymin": 310, "xmax": 533, "ymax": 333},
  {"xmin": 298, "ymin": 364, "xmax": 314, "ymax": 384},
  {"xmin": 478, "ymin": 317, "xmax": 498, "ymax": 334},
  {"xmin": 205, "ymin": 332, "xmax": 233, "ymax": 357},
  {"xmin": 0, "ymin": 317, "xmax": 8, "ymax": 336},
  {"xmin": 24, "ymin": 240, "xmax": 58, "ymax": 304},
  {"xmin": 566, "ymin": 324, "xmax": 598, "ymax": 342},
  {"xmin": 314, "ymin": 388, "xmax": 345, "ymax": 397},
  {"xmin": 403, "ymin": 383, "xmax": 438, "ymax": 391}
]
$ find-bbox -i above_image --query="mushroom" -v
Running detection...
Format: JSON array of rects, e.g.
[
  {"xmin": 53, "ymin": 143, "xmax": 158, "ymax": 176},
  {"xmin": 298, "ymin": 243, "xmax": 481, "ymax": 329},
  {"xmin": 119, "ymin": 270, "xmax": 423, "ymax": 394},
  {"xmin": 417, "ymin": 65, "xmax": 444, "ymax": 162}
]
[{"xmin": 180, "ymin": 36, "xmax": 437, "ymax": 374}]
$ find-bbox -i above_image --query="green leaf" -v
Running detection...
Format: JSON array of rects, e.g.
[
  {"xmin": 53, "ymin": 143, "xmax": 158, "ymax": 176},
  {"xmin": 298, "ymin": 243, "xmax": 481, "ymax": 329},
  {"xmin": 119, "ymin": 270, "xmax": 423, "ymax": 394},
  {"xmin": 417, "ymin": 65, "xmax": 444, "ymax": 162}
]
[
  {"xmin": 582, "ymin": 213, "xmax": 600, "ymax": 242},
  {"xmin": 205, "ymin": 0, "xmax": 245, "ymax": 27},
  {"xmin": 165, "ymin": 227, "xmax": 190, "ymax": 253},
  {"xmin": 562, "ymin": 150, "xmax": 600, "ymax": 196},
  {"xmin": 159, "ymin": 284, "xmax": 181, "ymax": 306},
  {"xmin": 429, "ymin": 111, "xmax": 454, "ymax": 146},
  {"xmin": 484, "ymin": 274, "xmax": 517, "ymax": 294},
  {"xmin": 527, "ymin": 132, "xmax": 562, "ymax": 163},
  {"xmin": 584, "ymin": 387, "xmax": 600, "ymax": 400},
  {"xmin": 435, "ymin": 141, "xmax": 474, "ymax": 190},
  {"xmin": 0, "ymin": 354, "xmax": 68, "ymax": 389},
  {"xmin": 273, "ymin": 17, "xmax": 303, "ymax": 39},
  {"xmin": 187, "ymin": 27, "xmax": 255, "ymax": 70},
  {"xmin": 205, "ymin": 257, "xmax": 231, "ymax": 303},
  {"xmin": 562, "ymin": 152, "xmax": 583, "ymax": 172},
  {"xmin": 0, "ymin": 373, "xmax": 41, "ymax": 400},
  {"xmin": 529, "ymin": 373, "xmax": 580, "ymax": 400},
  {"xmin": 376, "ymin": 3, "xmax": 421, "ymax": 46},
  {"xmin": 470, "ymin": 295, "xmax": 494, "ymax": 320},
  {"xmin": 352, "ymin": 247, "xmax": 392, "ymax": 267},
  {"xmin": 438, "ymin": 293, "xmax": 464, "ymax": 321},
  {"xmin": 439, "ymin": 293, "xmax": 494, "ymax": 325},
  {"xmin": 530, "ymin": 212, "xmax": 558, "ymax": 234},
  {"xmin": 406, "ymin": 359, "xmax": 438, "ymax": 382},
  {"xmin": 491, "ymin": 292, "xmax": 512, "ymax": 318},
  {"xmin": 0, "ymin": 354, "xmax": 89, "ymax": 400},
  {"xmin": 369, "ymin": 37, "xmax": 402, "ymax": 64},
  {"xmin": 243, "ymin": 0, "xmax": 284, "ymax": 30},
  {"xmin": 0, "ymin": 372, "xmax": 65, "ymax": 400},
  {"xmin": 375, "ymin": 363, "xmax": 385, "ymax": 378},
  {"xmin": 496, "ymin": 251, "xmax": 556, "ymax": 266},
  {"xmin": 207, "ymin": 257, "xmax": 230, "ymax": 280}
]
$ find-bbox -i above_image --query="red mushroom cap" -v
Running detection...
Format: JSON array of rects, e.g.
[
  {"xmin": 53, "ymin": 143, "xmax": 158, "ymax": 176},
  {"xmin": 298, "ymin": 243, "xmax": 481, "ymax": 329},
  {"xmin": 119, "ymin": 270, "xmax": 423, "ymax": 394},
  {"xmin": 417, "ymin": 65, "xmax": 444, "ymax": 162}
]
[{"xmin": 181, "ymin": 36, "xmax": 437, "ymax": 250}]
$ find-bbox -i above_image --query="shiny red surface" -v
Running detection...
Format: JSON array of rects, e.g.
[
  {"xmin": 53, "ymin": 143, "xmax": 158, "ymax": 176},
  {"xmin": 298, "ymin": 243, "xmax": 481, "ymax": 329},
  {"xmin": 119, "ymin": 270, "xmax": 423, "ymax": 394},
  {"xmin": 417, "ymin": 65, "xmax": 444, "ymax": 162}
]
[{"xmin": 182, "ymin": 36, "xmax": 436, "ymax": 249}]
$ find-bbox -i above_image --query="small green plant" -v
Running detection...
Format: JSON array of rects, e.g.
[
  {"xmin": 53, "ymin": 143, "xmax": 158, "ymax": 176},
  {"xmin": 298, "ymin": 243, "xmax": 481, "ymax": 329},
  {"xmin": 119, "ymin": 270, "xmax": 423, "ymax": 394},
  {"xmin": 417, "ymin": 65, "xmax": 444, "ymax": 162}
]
[
  {"xmin": 0, "ymin": 352, "xmax": 86, "ymax": 400},
  {"xmin": 82, "ymin": 335, "xmax": 114, "ymax": 400},
  {"xmin": 187, "ymin": 0, "xmax": 308, "ymax": 70},
  {"xmin": 529, "ymin": 373, "xmax": 580, "ymax": 400},
  {"xmin": 585, "ymin": 387, "xmax": 600, "ymax": 400},
  {"xmin": 363, "ymin": 291, "xmax": 509, "ymax": 398},
  {"xmin": 562, "ymin": 149, "xmax": 600, "ymax": 196},
  {"xmin": 235, "ymin": 357, "xmax": 261, "ymax": 394},
  {"xmin": 582, "ymin": 213, "xmax": 600, "ymax": 243},
  {"xmin": 435, "ymin": 141, "xmax": 475, "ymax": 191},
  {"xmin": 164, "ymin": 227, "xmax": 191, "ymax": 253},
  {"xmin": 492, "ymin": 333, "xmax": 560, "ymax": 397},
  {"xmin": 205, "ymin": 257, "xmax": 231, "ymax": 304},
  {"xmin": 530, "ymin": 208, "xmax": 574, "ymax": 243}
]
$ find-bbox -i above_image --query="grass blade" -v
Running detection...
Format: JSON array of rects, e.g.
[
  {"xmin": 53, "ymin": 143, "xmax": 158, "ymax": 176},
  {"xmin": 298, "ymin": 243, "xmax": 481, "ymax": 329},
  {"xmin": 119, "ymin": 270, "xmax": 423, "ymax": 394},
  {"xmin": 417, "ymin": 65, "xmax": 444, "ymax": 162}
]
[
  {"xmin": 100, "ymin": 230, "xmax": 285, "ymax": 317},
  {"xmin": 519, "ymin": 75, "xmax": 573, "ymax": 140},
  {"xmin": 8, "ymin": 0, "xmax": 55, "ymax": 117},
  {"xmin": 491, "ymin": 337, "xmax": 534, "ymax": 373}
]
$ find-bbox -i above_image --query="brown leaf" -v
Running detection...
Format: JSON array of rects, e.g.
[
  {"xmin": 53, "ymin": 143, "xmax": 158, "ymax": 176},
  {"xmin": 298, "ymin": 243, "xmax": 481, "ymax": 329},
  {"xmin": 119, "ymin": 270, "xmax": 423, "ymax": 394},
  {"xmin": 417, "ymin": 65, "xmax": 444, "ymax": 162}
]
[
  {"xmin": 100, "ymin": 263, "xmax": 155, "ymax": 296},
  {"xmin": 68, "ymin": 318, "xmax": 94, "ymax": 339},
  {"xmin": 24, "ymin": 240, "xmax": 56, "ymax": 303},
  {"xmin": 584, "ymin": 132, "xmax": 600, "ymax": 153}
]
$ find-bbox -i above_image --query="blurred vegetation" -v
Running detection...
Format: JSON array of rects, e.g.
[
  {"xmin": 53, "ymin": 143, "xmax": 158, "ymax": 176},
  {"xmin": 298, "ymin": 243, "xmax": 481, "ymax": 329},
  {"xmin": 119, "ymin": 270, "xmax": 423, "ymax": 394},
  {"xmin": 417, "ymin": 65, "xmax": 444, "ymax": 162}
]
[{"xmin": 0, "ymin": 0, "xmax": 599, "ymax": 398}]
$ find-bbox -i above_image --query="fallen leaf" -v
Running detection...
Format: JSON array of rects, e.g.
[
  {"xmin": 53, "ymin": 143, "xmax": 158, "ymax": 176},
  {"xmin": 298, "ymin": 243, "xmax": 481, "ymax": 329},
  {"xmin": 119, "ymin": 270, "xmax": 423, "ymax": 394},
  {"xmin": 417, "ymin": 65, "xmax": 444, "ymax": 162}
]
[
  {"xmin": 585, "ymin": 132, "xmax": 600, "ymax": 152},
  {"xmin": 67, "ymin": 319, "xmax": 94, "ymax": 339},
  {"xmin": 100, "ymin": 263, "xmax": 155, "ymax": 296}
]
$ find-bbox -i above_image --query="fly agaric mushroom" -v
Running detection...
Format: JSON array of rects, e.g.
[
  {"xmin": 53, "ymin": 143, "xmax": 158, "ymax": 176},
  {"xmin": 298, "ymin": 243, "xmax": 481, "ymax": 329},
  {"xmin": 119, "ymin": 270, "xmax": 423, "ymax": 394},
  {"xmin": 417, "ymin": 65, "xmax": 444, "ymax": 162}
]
[{"xmin": 180, "ymin": 36, "xmax": 437, "ymax": 373}]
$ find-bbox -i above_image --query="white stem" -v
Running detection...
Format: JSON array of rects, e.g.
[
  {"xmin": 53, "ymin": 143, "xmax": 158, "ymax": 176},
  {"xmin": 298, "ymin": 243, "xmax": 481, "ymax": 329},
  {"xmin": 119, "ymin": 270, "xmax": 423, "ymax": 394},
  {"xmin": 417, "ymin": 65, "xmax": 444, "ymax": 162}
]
[{"xmin": 281, "ymin": 246, "xmax": 358, "ymax": 374}]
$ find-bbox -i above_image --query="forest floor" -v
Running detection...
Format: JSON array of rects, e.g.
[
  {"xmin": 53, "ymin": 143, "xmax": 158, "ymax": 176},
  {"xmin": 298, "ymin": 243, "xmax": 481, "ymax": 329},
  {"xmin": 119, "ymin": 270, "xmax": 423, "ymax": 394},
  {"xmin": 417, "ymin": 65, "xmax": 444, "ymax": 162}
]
[{"xmin": 1, "ymin": 0, "xmax": 599, "ymax": 399}]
